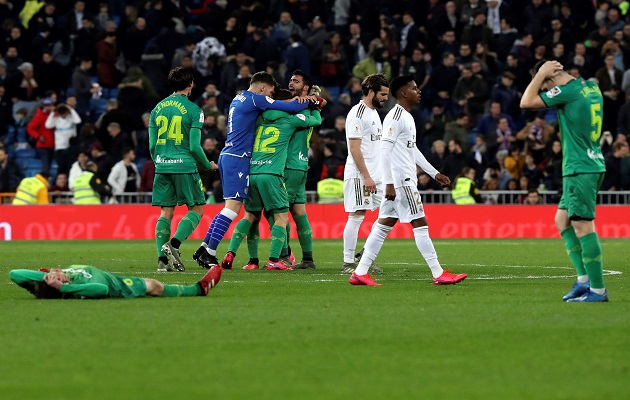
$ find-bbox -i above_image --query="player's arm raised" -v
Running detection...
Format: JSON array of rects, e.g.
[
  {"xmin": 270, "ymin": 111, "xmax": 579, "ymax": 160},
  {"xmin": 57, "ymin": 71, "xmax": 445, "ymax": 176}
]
[
  {"xmin": 289, "ymin": 109, "xmax": 322, "ymax": 129},
  {"xmin": 521, "ymin": 60, "xmax": 563, "ymax": 110},
  {"xmin": 252, "ymin": 93, "xmax": 309, "ymax": 113}
]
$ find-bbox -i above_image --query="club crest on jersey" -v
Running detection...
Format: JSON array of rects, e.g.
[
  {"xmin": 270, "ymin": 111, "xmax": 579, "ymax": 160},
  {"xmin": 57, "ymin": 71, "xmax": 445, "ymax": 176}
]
[
  {"xmin": 546, "ymin": 86, "xmax": 561, "ymax": 97},
  {"xmin": 386, "ymin": 126, "xmax": 394, "ymax": 137},
  {"xmin": 354, "ymin": 124, "xmax": 360, "ymax": 133}
]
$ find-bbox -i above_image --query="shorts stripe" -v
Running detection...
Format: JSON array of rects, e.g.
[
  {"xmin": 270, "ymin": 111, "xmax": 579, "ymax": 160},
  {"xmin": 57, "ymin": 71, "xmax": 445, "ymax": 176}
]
[
  {"xmin": 355, "ymin": 178, "xmax": 362, "ymax": 206},
  {"xmin": 403, "ymin": 186, "xmax": 418, "ymax": 214}
]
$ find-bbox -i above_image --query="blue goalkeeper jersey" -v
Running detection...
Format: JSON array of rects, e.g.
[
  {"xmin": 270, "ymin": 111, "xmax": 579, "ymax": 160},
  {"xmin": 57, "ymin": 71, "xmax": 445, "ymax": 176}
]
[{"xmin": 222, "ymin": 90, "xmax": 308, "ymax": 158}]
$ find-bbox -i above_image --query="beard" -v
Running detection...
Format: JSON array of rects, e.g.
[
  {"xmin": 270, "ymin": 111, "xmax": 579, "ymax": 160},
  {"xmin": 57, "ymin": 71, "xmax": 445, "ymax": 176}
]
[{"xmin": 371, "ymin": 97, "xmax": 384, "ymax": 109}]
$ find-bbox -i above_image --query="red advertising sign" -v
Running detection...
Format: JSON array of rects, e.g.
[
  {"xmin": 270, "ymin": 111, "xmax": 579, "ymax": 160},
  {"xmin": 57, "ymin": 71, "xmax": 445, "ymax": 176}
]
[{"xmin": 0, "ymin": 204, "xmax": 628, "ymax": 241}]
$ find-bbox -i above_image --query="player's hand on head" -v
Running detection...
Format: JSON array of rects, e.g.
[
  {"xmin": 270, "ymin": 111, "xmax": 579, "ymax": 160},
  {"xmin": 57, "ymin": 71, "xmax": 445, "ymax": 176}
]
[
  {"xmin": 384, "ymin": 184, "xmax": 396, "ymax": 201},
  {"xmin": 435, "ymin": 173, "xmax": 450, "ymax": 188},
  {"xmin": 44, "ymin": 273, "xmax": 63, "ymax": 290},
  {"xmin": 539, "ymin": 61, "xmax": 563, "ymax": 78}
]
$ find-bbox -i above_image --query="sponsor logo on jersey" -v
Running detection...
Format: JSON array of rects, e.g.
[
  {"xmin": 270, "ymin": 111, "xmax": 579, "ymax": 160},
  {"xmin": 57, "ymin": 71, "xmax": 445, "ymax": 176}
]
[
  {"xmin": 62, "ymin": 268, "xmax": 93, "ymax": 278},
  {"xmin": 199, "ymin": 113, "xmax": 205, "ymax": 123},
  {"xmin": 251, "ymin": 160, "xmax": 272, "ymax": 165},
  {"xmin": 235, "ymin": 94, "xmax": 246, "ymax": 102},
  {"xmin": 238, "ymin": 172, "xmax": 243, "ymax": 178},
  {"xmin": 297, "ymin": 114, "xmax": 306, "ymax": 121},
  {"xmin": 370, "ymin": 134, "xmax": 382, "ymax": 141},
  {"xmin": 299, "ymin": 151, "xmax": 308, "ymax": 162},
  {"xmin": 407, "ymin": 141, "xmax": 415, "ymax": 148},
  {"xmin": 587, "ymin": 149, "xmax": 604, "ymax": 160},
  {"xmin": 155, "ymin": 155, "xmax": 184, "ymax": 164},
  {"xmin": 546, "ymin": 86, "xmax": 561, "ymax": 97}
]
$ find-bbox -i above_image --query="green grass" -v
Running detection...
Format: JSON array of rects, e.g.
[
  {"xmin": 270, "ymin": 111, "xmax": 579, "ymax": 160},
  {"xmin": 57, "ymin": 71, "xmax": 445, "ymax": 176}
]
[{"xmin": 1, "ymin": 239, "xmax": 629, "ymax": 400}]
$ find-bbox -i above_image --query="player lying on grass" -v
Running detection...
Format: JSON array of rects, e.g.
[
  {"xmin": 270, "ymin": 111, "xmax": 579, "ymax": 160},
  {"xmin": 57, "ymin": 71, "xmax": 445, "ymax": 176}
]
[{"xmin": 9, "ymin": 265, "xmax": 222, "ymax": 299}]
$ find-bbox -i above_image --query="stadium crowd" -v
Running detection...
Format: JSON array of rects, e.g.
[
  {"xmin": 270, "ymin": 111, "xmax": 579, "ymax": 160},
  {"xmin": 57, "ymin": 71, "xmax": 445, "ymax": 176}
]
[{"xmin": 1, "ymin": 0, "xmax": 629, "ymax": 205}]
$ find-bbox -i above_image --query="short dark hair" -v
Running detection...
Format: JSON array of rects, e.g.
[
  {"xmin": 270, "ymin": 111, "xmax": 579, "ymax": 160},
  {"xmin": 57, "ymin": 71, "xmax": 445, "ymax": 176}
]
[
  {"xmin": 39, "ymin": 171, "xmax": 51, "ymax": 179},
  {"xmin": 292, "ymin": 69, "xmax": 313, "ymax": 90},
  {"xmin": 250, "ymin": 71, "xmax": 277, "ymax": 88},
  {"xmin": 361, "ymin": 73, "xmax": 389, "ymax": 96},
  {"xmin": 389, "ymin": 75, "xmax": 415, "ymax": 99},
  {"xmin": 273, "ymin": 89, "xmax": 293, "ymax": 101},
  {"xmin": 121, "ymin": 147, "xmax": 134, "ymax": 158},
  {"xmin": 168, "ymin": 67, "xmax": 194, "ymax": 92},
  {"xmin": 33, "ymin": 281, "xmax": 64, "ymax": 299}
]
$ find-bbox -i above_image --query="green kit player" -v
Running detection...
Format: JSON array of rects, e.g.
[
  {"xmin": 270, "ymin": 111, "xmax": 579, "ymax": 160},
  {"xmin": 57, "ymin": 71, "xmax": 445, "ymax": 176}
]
[
  {"xmin": 222, "ymin": 89, "xmax": 322, "ymax": 270},
  {"xmin": 9, "ymin": 265, "xmax": 221, "ymax": 299},
  {"xmin": 149, "ymin": 67, "xmax": 217, "ymax": 272},
  {"xmin": 521, "ymin": 59, "xmax": 608, "ymax": 302}
]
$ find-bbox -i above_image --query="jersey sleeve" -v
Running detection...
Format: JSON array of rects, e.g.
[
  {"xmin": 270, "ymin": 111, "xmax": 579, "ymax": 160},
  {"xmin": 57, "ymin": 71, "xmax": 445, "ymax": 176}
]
[
  {"xmin": 9, "ymin": 269, "xmax": 45, "ymax": 292},
  {"xmin": 382, "ymin": 117, "xmax": 400, "ymax": 143},
  {"xmin": 148, "ymin": 110, "xmax": 157, "ymax": 159},
  {"xmin": 251, "ymin": 93, "xmax": 308, "ymax": 113},
  {"xmin": 345, "ymin": 113, "xmax": 363, "ymax": 140},
  {"xmin": 60, "ymin": 283, "xmax": 110, "ymax": 298},
  {"xmin": 540, "ymin": 84, "xmax": 574, "ymax": 108},
  {"xmin": 289, "ymin": 110, "xmax": 322, "ymax": 129},
  {"xmin": 191, "ymin": 107, "xmax": 204, "ymax": 131}
]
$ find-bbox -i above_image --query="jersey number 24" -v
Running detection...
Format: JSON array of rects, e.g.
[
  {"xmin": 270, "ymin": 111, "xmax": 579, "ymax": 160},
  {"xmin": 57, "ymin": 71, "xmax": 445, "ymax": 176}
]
[{"xmin": 155, "ymin": 115, "xmax": 184, "ymax": 145}]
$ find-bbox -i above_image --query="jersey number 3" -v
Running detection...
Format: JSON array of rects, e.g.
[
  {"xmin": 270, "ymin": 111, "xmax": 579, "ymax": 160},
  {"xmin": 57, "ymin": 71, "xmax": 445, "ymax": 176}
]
[
  {"xmin": 590, "ymin": 103, "xmax": 602, "ymax": 142},
  {"xmin": 156, "ymin": 115, "xmax": 184, "ymax": 145}
]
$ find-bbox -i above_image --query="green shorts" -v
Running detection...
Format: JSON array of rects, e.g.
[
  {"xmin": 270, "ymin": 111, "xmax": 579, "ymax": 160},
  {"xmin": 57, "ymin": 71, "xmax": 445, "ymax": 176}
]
[
  {"xmin": 558, "ymin": 173, "xmax": 604, "ymax": 220},
  {"xmin": 245, "ymin": 174, "xmax": 289, "ymax": 214},
  {"xmin": 110, "ymin": 276, "xmax": 147, "ymax": 299},
  {"xmin": 284, "ymin": 169, "xmax": 307, "ymax": 204},
  {"xmin": 152, "ymin": 173, "xmax": 205, "ymax": 207}
]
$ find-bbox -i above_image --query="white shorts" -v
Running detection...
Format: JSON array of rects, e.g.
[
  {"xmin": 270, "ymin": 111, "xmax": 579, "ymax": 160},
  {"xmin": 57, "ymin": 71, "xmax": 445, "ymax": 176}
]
[
  {"xmin": 343, "ymin": 178, "xmax": 383, "ymax": 212},
  {"xmin": 378, "ymin": 185, "xmax": 426, "ymax": 223}
]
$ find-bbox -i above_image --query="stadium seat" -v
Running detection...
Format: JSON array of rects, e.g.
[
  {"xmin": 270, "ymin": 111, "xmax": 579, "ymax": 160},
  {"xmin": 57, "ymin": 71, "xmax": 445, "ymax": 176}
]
[{"xmin": 14, "ymin": 148, "xmax": 37, "ymax": 159}]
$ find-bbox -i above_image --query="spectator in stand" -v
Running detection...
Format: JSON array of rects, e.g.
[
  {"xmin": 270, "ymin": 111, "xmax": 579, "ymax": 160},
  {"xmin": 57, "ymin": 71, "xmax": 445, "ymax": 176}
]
[
  {"xmin": 12, "ymin": 171, "xmax": 51, "ymax": 205},
  {"xmin": 74, "ymin": 123, "xmax": 98, "ymax": 155},
  {"xmin": 107, "ymin": 147, "xmax": 139, "ymax": 201},
  {"xmin": 434, "ymin": 31, "xmax": 459, "ymax": 63},
  {"xmin": 516, "ymin": 113, "xmax": 553, "ymax": 164},
  {"xmin": 107, "ymin": 122, "xmax": 133, "ymax": 163},
  {"xmin": 427, "ymin": 52, "xmax": 459, "ymax": 114},
  {"xmin": 496, "ymin": 117, "xmax": 516, "ymax": 153},
  {"xmin": 461, "ymin": 10, "xmax": 494, "ymax": 51},
  {"xmin": 470, "ymin": 134, "xmax": 488, "ymax": 170},
  {"xmin": 320, "ymin": 143, "xmax": 344, "ymax": 180},
  {"xmin": 417, "ymin": 171, "xmax": 443, "ymax": 192},
  {"xmin": 352, "ymin": 47, "xmax": 392, "ymax": 81},
  {"xmin": 522, "ymin": 188, "xmax": 542, "ymax": 204},
  {"xmin": 219, "ymin": 52, "xmax": 254, "ymax": 97},
  {"xmin": 117, "ymin": 75, "xmax": 153, "ymax": 132},
  {"xmin": 616, "ymin": 92, "xmax": 630, "ymax": 136},
  {"xmin": 140, "ymin": 158, "xmax": 155, "ymax": 193},
  {"xmin": 2, "ymin": 46, "xmax": 23, "ymax": 78},
  {"xmin": 522, "ymin": 153, "xmax": 542, "ymax": 188},
  {"xmin": 94, "ymin": 99, "xmax": 130, "ymax": 150},
  {"xmin": 442, "ymin": 139, "xmax": 474, "ymax": 182},
  {"xmin": 123, "ymin": 17, "xmax": 150, "ymax": 66},
  {"xmin": 504, "ymin": 53, "xmax": 529, "ymax": 94},
  {"xmin": 476, "ymin": 101, "xmax": 516, "ymax": 159},
  {"xmin": 68, "ymin": 150, "xmax": 90, "ymax": 190},
  {"xmin": 444, "ymin": 112, "xmax": 470, "ymax": 152},
  {"xmin": 596, "ymin": 52, "xmax": 623, "ymax": 94},
  {"xmin": 427, "ymin": 139, "xmax": 448, "ymax": 172},
  {"xmin": 195, "ymin": 81, "xmax": 231, "ymax": 116},
  {"xmin": 46, "ymin": 103, "xmax": 82, "ymax": 175},
  {"xmin": 96, "ymin": 33, "xmax": 118, "ymax": 90},
  {"xmin": 6, "ymin": 107, "xmax": 28, "ymax": 149},
  {"xmin": 504, "ymin": 144, "xmax": 524, "ymax": 180},
  {"xmin": 275, "ymin": 11, "xmax": 302, "ymax": 40},
  {"xmin": 497, "ymin": 18, "xmax": 519, "ymax": 61},
  {"xmin": 199, "ymin": 138, "xmax": 221, "ymax": 200},
  {"xmin": 71, "ymin": 58, "xmax": 96, "ymax": 121},
  {"xmin": 88, "ymin": 141, "xmax": 113, "ymax": 182},
  {"xmin": 0, "ymin": 147, "xmax": 24, "ymax": 194},
  {"xmin": 540, "ymin": 139, "xmax": 563, "ymax": 191},
  {"xmin": 319, "ymin": 31, "xmax": 348, "ymax": 87},
  {"xmin": 481, "ymin": 177, "xmax": 500, "ymax": 204},
  {"xmin": 401, "ymin": 46, "xmax": 431, "ymax": 92},
  {"xmin": 303, "ymin": 16, "xmax": 328, "ymax": 71},
  {"xmin": 602, "ymin": 141, "xmax": 630, "ymax": 191},
  {"xmin": 26, "ymin": 97, "xmax": 56, "ymax": 173},
  {"xmin": 35, "ymin": 50, "xmax": 66, "ymax": 98},
  {"xmin": 569, "ymin": 42, "xmax": 595, "ymax": 79},
  {"xmin": 283, "ymin": 34, "xmax": 312, "ymax": 84},
  {"xmin": 452, "ymin": 63, "xmax": 487, "ymax": 121},
  {"xmin": 49, "ymin": 173, "xmax": 70, "ymax": 204},
  {"xmin": 461, "ymin": 0, "xmax": 486, "ymax": 26},
  {"xmin": 490, "ymin": 72, "xmax": 521, "ymax": 124},
  {"xmin": 345, "ymin": 22, "xmax": 370, "ymax": 71},
  {"xmin": 200, "ymin": 115, "xmax": 225, "ymax": 150},
  {"xmin": 8, "ymin": 62, "xmax": 40, "ymax": 120},
  {"xmin": 423, "ymin": 102, "xmax": 451, "ymax": 148}
]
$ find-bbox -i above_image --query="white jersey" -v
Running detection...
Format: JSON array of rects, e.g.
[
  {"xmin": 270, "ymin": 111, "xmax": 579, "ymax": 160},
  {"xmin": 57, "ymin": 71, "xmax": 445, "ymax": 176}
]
[
  {"xmin": 344, "ymin": 100, "xmax": 382, "ymax": 181},
  {"xmin": 382, "ymin": 104, "xmax": 418, "ymax": 188}
]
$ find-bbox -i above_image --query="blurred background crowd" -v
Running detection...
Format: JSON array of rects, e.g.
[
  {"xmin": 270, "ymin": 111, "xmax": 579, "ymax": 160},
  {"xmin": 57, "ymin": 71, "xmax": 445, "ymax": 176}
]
[{"xmin": 0, "ymin": 0, "xmax": 629, "ymax": 205}]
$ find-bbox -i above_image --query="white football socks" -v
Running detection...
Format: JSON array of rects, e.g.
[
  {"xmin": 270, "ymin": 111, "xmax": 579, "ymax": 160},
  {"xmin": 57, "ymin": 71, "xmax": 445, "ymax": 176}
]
[
  {"xmin": 355, "ymin": 223, "xmax": 392, "ymax": 275},
  {"xmin": 343, "ymin": 215, "xmax": 365, "ymax": 263},
  {"xmin": 413, "ymin": 226, "xmax": 443, "ymax": 278},
  {"xmin": 577, "ymin": 275, "xmax": 589, "ymax": 283}
]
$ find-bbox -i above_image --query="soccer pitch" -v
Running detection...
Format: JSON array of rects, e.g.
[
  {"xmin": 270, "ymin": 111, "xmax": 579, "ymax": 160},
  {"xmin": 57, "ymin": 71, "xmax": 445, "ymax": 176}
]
[{"xmin": 1, "ymin": 239, "xmax": 628, "ymax": 400}]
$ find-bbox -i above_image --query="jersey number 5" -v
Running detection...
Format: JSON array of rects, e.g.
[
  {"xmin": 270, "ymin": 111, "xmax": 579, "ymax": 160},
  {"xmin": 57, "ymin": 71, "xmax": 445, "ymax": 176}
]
[
  {"xmin": 590, "ymin": 103, "xmax": 602, "ymax": 142},
  {"xmin": 156, "ymin": 115, "xmax": 184, "ymax": 145}
]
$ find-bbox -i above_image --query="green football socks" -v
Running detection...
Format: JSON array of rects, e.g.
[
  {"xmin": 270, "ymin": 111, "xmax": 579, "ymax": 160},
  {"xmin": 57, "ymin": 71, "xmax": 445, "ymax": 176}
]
[
  {"xmin": 579, "ymin": 232, "xmax": 605, "ymax": 289},
  {"xmin": 269, "ymin": 225, "xmax": 286, "ymax": 261},
  {"xmin": 247, "ymin": 222, "xmax": 260, "ymax": 259},
  {"xmin": 173, "ymin": 211, "xmax": 201, "ymax": 244},
  {"xmin": 228, "ymin": 219, "xmax": 252, "ymax": 255},
  {"xmin": 155, "ymin": 217, "xmax": 171, "ymax": 257},
  {"xmin": 162, "ymin": 284, "xmax": 202, "ymax": 297},
  {"xmin": 280, "ymin": 223, "xmax": 291, "ymax": 257},
  {"xmin": 560, "ymin": 226, "xmax": 586, "ymax": 277},
  {"xmin": 295, "ymin": 214, "xmax": 313, "ymax": 260}
]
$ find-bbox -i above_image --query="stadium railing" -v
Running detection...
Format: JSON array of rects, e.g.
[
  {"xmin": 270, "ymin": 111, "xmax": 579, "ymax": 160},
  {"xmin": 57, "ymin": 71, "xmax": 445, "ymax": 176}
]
[{"xmin": 2, "ymin": 191, "xmax": 629, "ymax": 205}]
